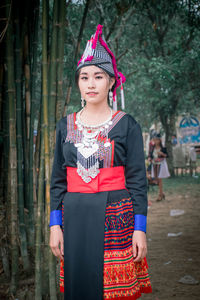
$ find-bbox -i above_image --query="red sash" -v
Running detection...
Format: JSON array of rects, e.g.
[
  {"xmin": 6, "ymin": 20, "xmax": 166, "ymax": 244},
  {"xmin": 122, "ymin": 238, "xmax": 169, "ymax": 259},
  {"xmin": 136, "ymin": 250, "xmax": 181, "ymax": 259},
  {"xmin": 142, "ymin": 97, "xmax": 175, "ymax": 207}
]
[{"xmin": 67, "ymin": 166, "xmax": 125, "ymax": 193}]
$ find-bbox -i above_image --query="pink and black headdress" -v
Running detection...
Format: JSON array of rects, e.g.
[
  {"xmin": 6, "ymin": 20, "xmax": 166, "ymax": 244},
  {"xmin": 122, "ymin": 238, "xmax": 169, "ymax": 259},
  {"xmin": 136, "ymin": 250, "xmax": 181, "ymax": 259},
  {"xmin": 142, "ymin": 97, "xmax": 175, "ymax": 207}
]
[{"xmin": 76, "ymin": 24, "xmax": 126, "ymax": 110}]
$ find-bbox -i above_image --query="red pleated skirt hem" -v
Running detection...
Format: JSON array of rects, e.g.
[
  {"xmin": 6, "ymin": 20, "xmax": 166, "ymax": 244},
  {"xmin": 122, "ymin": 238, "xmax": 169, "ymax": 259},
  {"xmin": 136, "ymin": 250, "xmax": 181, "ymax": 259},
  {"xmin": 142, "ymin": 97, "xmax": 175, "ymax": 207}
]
[
  {"xmin": 60, "ymin": 286, "xmax": 152, "ymax": 298},
  {"xmin": 107, "ymin": 286, "xmax": 152, "ymax": 300}
]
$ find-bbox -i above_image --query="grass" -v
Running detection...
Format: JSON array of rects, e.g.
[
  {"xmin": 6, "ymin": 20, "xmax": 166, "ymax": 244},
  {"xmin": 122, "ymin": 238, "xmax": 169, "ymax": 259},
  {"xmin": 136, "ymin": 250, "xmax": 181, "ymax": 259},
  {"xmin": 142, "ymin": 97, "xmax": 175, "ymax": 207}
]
[{"xmin": 148, "ymin": 172, "xmax": 200, "ymax": 196}]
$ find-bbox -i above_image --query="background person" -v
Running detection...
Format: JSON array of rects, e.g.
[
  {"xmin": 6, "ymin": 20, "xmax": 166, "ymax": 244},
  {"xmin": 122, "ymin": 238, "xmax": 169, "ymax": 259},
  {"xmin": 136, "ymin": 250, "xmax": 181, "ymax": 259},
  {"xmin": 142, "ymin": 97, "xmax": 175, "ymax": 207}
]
[{"xmin": 148, "ymin": 132, "xmax": 170, "ymax": 201}]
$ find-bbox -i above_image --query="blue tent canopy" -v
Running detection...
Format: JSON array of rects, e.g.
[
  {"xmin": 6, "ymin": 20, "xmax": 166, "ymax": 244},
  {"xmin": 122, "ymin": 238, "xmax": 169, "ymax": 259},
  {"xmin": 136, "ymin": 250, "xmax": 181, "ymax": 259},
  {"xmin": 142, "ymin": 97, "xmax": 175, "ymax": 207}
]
[{"xmin": 179, "ymin": 116, "xmax": 200, "ymax": 144}]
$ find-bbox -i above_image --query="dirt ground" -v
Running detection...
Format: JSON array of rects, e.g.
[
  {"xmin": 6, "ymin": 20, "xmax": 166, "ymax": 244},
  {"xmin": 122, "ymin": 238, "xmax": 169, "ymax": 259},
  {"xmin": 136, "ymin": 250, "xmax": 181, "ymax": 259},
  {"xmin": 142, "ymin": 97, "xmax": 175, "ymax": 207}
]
[{"xmin": 141, "ymin": 175, "xmax": 200, "ymax": 300}]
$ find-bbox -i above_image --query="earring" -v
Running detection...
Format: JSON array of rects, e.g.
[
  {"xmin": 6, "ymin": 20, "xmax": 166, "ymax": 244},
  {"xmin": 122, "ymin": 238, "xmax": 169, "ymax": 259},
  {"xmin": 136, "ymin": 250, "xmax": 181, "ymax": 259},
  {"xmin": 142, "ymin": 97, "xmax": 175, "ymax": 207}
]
[
  {"xmin": 81, "ymin": 97, "xmax": 85, "ymax": 108},
  {"xmin": 109, "ymin": 90, "xmax": 113, "ymax": 107}
]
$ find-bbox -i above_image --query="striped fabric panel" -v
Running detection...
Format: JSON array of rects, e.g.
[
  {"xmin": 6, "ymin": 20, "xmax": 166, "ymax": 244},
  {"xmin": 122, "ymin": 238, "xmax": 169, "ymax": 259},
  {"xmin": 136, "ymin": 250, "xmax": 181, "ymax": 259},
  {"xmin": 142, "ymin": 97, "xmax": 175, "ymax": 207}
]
[
  {"xmin": 105, "ymin": 228, "xmax": 134, "ymax": 239},
  {"xmin": 66, "ymin": 113, "xmax": 73, "ymax": 141},
  {"xmin": 106, "ymin": 202, "xmax": 133, "ymax": 214},
  {"xmin": 104, "ymin": 248, "xmax": 134, "ymax": 266},
  {"xmin": 108, "ymin": 111, "xmax": 126, "ymax": 133},
  {"xmin": 104, "ymin": 111, "xmax": 126, "ymax": 167},
  {"xmin": 104, "ymin": 279, "xmax": 138, "ymax": 291}
]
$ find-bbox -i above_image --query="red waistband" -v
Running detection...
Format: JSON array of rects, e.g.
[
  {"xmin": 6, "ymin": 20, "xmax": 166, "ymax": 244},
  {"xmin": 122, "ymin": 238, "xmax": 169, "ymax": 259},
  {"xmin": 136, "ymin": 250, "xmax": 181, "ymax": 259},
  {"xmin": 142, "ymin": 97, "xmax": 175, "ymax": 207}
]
[{"xmin": 67, "ymin": 166, "xmax": 125, "ymax": 193}]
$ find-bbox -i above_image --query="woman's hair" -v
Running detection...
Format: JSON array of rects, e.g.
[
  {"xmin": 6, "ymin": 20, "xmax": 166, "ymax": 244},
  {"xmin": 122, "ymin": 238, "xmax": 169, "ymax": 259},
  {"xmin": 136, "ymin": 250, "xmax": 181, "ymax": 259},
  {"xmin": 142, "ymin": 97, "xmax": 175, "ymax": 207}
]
[
  {"xmin": 158, "ymin": 139, "xmax": 163, "ymax": 148},
  {"xmin": 153, "ymin": 132, "xmax": 164, "ymax": 148},
  {"xmin": 75, "ymin": 69, "xmax": 81, "ymax": 87},
  {"xmin": 155, "ymin": 137, "xmax": 163, "ymax": 149},
  {"xmin": 75, "ymin": 67, "xmax": 116, "ymax": 91}
]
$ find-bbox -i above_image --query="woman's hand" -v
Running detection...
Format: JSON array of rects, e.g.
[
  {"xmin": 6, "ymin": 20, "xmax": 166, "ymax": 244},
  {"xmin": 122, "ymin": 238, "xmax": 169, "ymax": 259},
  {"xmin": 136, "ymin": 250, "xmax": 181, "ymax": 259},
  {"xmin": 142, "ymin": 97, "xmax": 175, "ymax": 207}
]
[
  {"xmin": 132, "ymin": 230, "xmax": 147, "ymax": 262},
  {"xmin": 49, "ymin": 225, "xmax": 64, "ymax": 260}
]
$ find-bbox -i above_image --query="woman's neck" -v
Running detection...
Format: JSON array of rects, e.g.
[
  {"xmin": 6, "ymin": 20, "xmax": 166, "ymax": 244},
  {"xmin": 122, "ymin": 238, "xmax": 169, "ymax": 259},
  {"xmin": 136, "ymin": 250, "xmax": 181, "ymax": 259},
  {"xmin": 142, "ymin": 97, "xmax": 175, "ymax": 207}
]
[
  {"xmin": 155, "ymin": 144, "xmax": 161, "ymax": 149},
  {"xmin": 85, "ymin": 101, "xmax": 111, "ymax": 114},
  {"xmin": 80, "ymin": 102, "xmax": 115, "ymax": 126}
]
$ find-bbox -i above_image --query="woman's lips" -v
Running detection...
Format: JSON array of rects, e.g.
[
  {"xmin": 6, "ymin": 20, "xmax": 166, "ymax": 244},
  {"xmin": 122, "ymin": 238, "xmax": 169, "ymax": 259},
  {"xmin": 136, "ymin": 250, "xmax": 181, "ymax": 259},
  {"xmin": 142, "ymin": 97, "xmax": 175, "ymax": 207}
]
[{"xmin": 86, "ymin": 92, "xmax": 98, "ymax": 96}]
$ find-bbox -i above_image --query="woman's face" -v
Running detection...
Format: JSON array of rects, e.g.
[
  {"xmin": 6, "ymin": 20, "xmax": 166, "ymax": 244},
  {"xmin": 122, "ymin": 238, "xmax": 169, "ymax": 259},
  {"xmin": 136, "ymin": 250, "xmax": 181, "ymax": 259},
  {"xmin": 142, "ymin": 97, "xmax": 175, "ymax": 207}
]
[
  {"xmin": 154, "ymin": 137, "xmax": 161, "ymax": 146},
  {"xmin": 78, "ymin": 65, "xmax": 115, "ymax": 106}
]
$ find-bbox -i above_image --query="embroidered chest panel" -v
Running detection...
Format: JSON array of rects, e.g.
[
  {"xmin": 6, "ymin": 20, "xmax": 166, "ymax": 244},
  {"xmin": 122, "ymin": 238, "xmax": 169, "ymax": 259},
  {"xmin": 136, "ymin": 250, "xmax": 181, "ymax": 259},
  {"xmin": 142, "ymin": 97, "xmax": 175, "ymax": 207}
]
[{"xmin": 65, "ymin": 111, "xmax": 126, "ymax": 182}]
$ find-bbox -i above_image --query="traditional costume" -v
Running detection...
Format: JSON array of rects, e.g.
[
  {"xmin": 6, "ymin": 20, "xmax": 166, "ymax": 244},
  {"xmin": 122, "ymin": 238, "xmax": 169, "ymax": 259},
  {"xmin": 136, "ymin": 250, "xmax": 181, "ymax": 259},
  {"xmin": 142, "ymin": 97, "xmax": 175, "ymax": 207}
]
[{"xmin": 50, "ymin": 24, "xmax": 152, "ymax": 300}]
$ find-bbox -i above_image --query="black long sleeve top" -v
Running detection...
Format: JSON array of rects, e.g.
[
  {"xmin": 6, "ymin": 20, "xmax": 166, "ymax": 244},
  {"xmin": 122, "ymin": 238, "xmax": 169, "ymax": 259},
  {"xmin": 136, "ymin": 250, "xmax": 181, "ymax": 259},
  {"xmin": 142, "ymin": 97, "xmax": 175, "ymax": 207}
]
[{"xmin": 50, "ymin": 111, "xmax": 148, "ymax": 232}]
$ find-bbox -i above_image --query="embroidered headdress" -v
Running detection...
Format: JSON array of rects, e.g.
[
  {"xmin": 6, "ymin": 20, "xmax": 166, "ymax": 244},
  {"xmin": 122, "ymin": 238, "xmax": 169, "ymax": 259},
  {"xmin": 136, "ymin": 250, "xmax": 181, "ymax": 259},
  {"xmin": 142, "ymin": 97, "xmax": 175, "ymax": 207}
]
[{"xmin": 76, "ymin": 24, "xmax": 126, "ymax": 110}]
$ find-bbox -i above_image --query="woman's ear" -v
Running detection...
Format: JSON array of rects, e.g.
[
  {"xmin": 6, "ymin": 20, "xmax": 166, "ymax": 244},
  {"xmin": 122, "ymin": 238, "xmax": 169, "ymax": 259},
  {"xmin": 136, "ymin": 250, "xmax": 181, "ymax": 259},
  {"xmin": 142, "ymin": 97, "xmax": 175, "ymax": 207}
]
[{"xmin": 109, "ymin": 77, "xmax": 115, "ymax": 90}]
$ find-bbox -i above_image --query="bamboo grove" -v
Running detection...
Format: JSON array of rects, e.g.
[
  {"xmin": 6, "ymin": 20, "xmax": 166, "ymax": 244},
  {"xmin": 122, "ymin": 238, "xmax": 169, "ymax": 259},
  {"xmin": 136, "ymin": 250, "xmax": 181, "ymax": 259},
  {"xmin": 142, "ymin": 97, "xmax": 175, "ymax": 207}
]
[{"xmin": 0, "ymin": 0, "xmax": 200, "ymax": 299}]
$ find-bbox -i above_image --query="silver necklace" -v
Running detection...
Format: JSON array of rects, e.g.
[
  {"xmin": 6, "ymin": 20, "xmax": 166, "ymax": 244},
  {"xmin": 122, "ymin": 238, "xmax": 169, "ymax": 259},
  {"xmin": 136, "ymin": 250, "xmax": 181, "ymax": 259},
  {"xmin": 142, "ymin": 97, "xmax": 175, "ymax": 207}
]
[
  {"xmin": 77, "ymin": 107, "xmax": 113, "ymax": 128},
  {"xmin": 74, "ymin": 107, "xmax": 113, "ymax": 183}
]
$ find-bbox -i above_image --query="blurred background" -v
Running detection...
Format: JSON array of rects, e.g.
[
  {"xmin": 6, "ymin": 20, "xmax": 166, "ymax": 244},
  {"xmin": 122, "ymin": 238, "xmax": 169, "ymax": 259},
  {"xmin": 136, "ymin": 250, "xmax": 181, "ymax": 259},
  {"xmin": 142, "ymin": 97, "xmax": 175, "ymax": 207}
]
[{"xmin": 0, "ymin": 0, "xmax": 200, "ymax": 299}]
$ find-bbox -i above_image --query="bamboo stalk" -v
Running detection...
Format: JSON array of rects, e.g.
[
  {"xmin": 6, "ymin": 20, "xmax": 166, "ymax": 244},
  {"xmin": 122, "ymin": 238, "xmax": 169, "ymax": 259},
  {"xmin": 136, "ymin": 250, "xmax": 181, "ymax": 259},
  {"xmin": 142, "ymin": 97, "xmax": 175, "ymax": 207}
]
[
  {"xmin": 49, "ymin": 0, "xmax": 59, "ymax": 172},
  {"xmin": 42, "ymin": 0, "xmax": 57, "ymax": 298},
  {"xmin": 24, "ymin": 35, "xmax": 31, "ymax": 140},
  {"xmin": 0, "ymin": 62, "xmax": 10, "ymax": 279},
  {"xmin": 35, "ymin": 136, "xmax": 44, "ymax": 300},
  {"xmin": 14, "ymin": 6, "xmax": 30, "ymax": 271},
  {"xmin": 29, "ymin": 0, "xmax": 40, "ymax": 241},
  {"xmin": 2, "ymin": 53, "xmax": 11, "ymax": 278},
  {"xmin": 0, "ymin": 63, "xmax": 3, "ymax": 126},
  {"xmin": 42, "ymin": 0, "xmax": 50, "ymax": 225},
  {"xmin": 5, "ymin": 0, "xmax": 18, "ymax": 294},
  {"xmin": 34, "ymin": 110, "xmax": 42, "ymax": 200},
  {"xmin": 56, "ymin": 0, "xmax": 66, "ymax": 122},
  {"xmin": 24, "ymin": 33, "xmax": 35, "ymax": 246}
]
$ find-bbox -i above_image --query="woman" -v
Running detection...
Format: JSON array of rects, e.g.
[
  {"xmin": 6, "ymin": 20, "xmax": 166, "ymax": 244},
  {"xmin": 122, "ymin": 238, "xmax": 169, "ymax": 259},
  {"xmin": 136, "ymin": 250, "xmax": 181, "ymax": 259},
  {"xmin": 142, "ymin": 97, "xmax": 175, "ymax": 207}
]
[
  {"xmin": 49, "ymin": 24, "xmax": 152, "ymax": 300},
  {"xmin": 148, "ymin": 132, "xmax": 170, "ymax": 201}
]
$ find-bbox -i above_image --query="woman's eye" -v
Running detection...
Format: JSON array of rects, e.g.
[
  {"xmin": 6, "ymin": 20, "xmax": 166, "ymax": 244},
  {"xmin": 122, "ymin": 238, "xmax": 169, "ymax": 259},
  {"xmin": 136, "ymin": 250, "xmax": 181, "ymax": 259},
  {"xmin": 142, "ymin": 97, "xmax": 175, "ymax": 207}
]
[
  {"xmin": 80, "ymin": 77, "xmax": 88, "ymax": 80},
  {"xmin": 96, "ymin": 76, "xmax": 103, "ymax": 79}
]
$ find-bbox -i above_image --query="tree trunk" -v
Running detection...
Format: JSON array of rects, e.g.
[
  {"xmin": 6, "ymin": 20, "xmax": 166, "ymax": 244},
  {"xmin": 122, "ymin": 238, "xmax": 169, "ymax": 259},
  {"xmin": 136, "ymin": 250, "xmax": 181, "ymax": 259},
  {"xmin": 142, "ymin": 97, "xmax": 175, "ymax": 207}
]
[
  {"xmin": 161, "ymin": 114, "xmax": 176, "ymax": 177},
  {"xmin": 166, "ymin": 115, "xmax": 176, "ymax": 177},
  {"xmin": 5, "ymin": 0, "xmax": 19, "ymax": 293}
]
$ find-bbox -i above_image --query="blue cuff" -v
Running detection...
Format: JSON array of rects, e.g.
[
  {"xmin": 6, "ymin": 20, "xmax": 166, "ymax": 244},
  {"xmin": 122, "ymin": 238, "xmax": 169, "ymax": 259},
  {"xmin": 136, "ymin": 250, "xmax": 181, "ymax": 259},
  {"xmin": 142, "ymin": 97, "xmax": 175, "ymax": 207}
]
[
  {"xmin": 134, "ymin": 214, "xmax": 147, "ymax": 232},
  {"xmin": 49, "ymin": 210, "xmax": 62, "ymax": 227}
]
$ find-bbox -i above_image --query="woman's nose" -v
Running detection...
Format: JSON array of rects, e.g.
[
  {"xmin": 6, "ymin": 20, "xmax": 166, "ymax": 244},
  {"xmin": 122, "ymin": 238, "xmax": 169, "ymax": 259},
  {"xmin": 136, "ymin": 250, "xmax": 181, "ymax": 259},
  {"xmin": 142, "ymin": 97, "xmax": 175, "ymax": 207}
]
[{"xmin": 88, "ymin": 77, "xmax": 95, "ymax": 88}]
